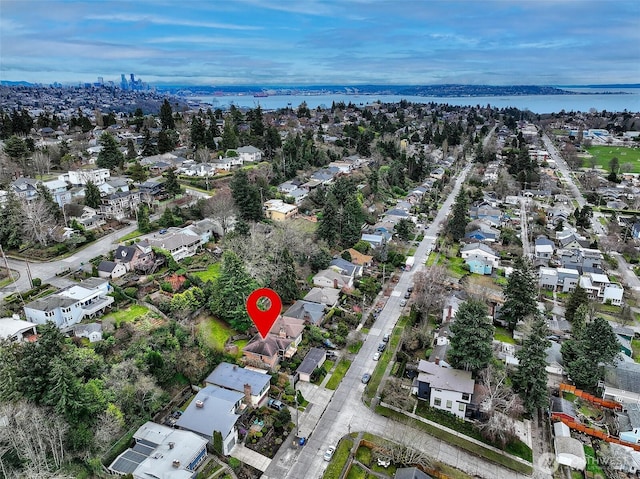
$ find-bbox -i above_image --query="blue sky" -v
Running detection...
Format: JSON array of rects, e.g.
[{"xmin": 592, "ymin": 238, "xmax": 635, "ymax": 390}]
[{"xmin": 1, "ymin": 0, "xmax": 639, "ymax": 86}]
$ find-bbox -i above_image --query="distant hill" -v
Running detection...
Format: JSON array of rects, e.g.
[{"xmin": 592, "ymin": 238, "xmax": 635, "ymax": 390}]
[{"xmin": 0, "ymin": 80, "xmax": 35, "ymax": 86}]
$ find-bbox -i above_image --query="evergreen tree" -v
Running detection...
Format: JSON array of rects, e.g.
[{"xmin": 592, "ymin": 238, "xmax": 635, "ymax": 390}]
[
  {"xmin": 564, "ymin": 285, "xmax": 589, "ymax": 323},
  {"xmin": 2, "ymin": 135, "xmax": 28, "ymax": 162},
  {"xmin": 84, "ymin": 180, "xmax": 101, "ymax": 209},
  {"xmin": 448, "ymin": 299, "xmax": 493, "ymax": 373},
  {"xmin": 208, "ymin": 251, "xmax": 258, "ymax": 332},
  {"xmin": 36, "ymin": 183, "xmax": 62, "ymax": 222},
  {"xmin": 127, "ymin": 161, "xmax": 148, "ymax": 183},
  {"xmin": 221, "ymin": 120, "xmax": 239, "ymax": 150},
  {"xmin": 230, "ymin": 170, "xmax": 263, "ymax": 222},
  {"xmin": 97, "ymin": 132, "xmax": 124, "ymax": 170},
  {"xmin": 190, "ymin": 116, "xmax": 207, "ymax": 150},
  {"xmin": 126, "ymin": 138, "xmax": 137, "ymax": 160},
  {"xmin": 271, "ymin": 250, "xmax": 300, "ymax": 303},
  {"xmin": 157, "ymin": 129, "xmax": 174, "ymax": 154},
  {"xmin": 137, "ymin": 205, "xmax": 151, "ymax": 233},
  {"xmin": 513, "ymin": 315, "xmax": 550, "ymax": 415},
  {"xmin": 564, "ymin": 316, "xmax": 619, "ymax": 390},
  {"xmin": 447, "ymin": 189, "xmax": 469, "ymax": 241},
  {"xmin": 395, "ymin": 218, "xmax": 415, "ymax": 241},
  {"xmin": 164, "ymin": 168, "xmax": 182, "ymax": 197},
  {"xmin": 159, "ymin": 99, "xmax": 175, "ymax": 130},
  {"xmin": 0, "ymin": 190, "xmax": 24, "ymax": 249},
  {"xmin": 141, "ymin": 127, "xmax": 158, "ymax": 157},
  {"xmin": 500, "ymin": 256, "xmax": 538, "ymax": 330}
]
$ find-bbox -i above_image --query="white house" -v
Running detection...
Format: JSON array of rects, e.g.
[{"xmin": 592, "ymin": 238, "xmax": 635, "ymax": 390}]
[
  {"xmin": 413, "ymin": 360, "xmax": 474, "ymax": 419},
  {"xmin": 0, "ymin": 316, "xmax": 38, "ymax": 342},
  {"xmin": 97, "ymin": 260, "xmax": 128, "ymax": 279},
  {"xmin": 312, "ymin": 269, "xmax": 354, "ymax": 290},
  {"xmin": 145, "ymin": 228, "xmax": 202, "ymax": 261},
  {"xmin": 62, "ymin": 168, "xmax": 111, "ymax": 186},
  {"xmin": 23, "ymin": 278, "xmax": 113, "ymax": 329},
  {"xmin": 109, "ymin": 422, "xmax": 208, "ymax": 477},
  {"xmin": 175, "ymin": 385, "xmax": 243, "ymax": 456},
  {"xmin": 237, "ymin": 145, "xmax": 263, "ymax": 163},
  {"xmin": 42, "ymin": 179, "xmax": 71, "ymax": 207}
]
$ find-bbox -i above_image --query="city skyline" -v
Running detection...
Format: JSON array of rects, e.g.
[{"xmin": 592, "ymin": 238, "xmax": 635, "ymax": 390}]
[{"xmin": 1, "ymin": 0, "xmax": 639, "ymax": 87}]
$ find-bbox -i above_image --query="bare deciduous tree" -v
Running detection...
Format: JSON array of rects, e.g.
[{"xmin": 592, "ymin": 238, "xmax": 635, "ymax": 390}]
[
  {"xmin": 32, "ymin": 150, "xmax": 52, "ymax": 179},
  {"xmin": 203, "ymin": 187, "xmax": 237, "ymax": 236},
  {"xmin": 476, "ymin": 365, "xmax": 524, "ymax": 446},
  {"xmin": 21, "ymin": 199, "xmax": 57, "ymax": 247},
  {"xmin": 374, "ymin": 422, "xmax": 433, "ymax": 469},
  {"xmin": 413, "ymin": 265, "xmax": 448, "ymax": 320}
]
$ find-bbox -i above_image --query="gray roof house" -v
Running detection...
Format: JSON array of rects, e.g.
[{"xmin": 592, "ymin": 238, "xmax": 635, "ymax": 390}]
[
  {"xmin": 296, "ymin": 347, "xmax": 327, "ymax": 382},
  {"xmin": 395, "ymin": 468, "xmax": 433, "ymax": 479},
  {"xmin": 303, "ymin": 287, "xmax": 340, "ymax": 307},
  {"xmin": 204, "ymin": 362, "xmax": 271, "ymax": 408},
  {"xmin": 176, "ymin": 385, "xmax": 244, "ymax": 455},
  {"xmin": 603, "ymin": 362, "xmax": 640, "ymax": 403},
  {"xmin": 284, "ymin": 300, "xmax": 326, "ymax": 325}
]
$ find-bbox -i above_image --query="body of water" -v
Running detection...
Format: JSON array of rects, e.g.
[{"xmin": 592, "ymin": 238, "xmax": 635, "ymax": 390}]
[{"xmin": 190, "ymin": 89, "xmax": 640, "ymax": 114}]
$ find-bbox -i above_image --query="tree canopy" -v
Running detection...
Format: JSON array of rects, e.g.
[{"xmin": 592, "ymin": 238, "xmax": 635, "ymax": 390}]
[
  {"xmin": 500, "ymin": 256, "xmax": 538, "ymax": 330},
  {"xmin": 96, "ymin": 132, "xmax": 124, "ymax": 170},
  {"xmin": 448, "ymin": 299, "xmax": 493, "ymax": 373}
]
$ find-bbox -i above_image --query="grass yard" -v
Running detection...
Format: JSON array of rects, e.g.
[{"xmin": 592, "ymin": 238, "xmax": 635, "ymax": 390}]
[
  {"xmin": 584, "ymin": 445, "xmax": 605, "ymax": 477},
  {"xmin": 447, "ymin": 256, "xmax": 468, "ymax": 278},
  {"xmin": 632, "ymin": 338, "xmax": 640, "ymax": 362},
  {"xmin": 586, "ymin": 145, "xmax": 640, "ymax": 172},
  {"xmin": 118, "ymin": 230, "xmax": 144, "ymax": 242},
  {"xmin": 494, "ymin": 326, "xmax": 516, "ymax": 345},
  {"xmin": 345, "ymin": 464, "xmax": 367, "ymax": 479},
  {"xmin": 326, "ymin": 359, "xmax": 352, "ymax": 390},
  {"xmin": 364, "ymin": 317, "xmax": 406, "ymax": 404},
  {"xmin": 348, "ymin": 340, "xmax": 363, "ymax": 354},
  {"xmin": 104, "ymin": 304, "xmax": 150, "ymax": 327},
  {"xmin": 198, "ymin": 315, "xmax": 235, "ymax": 351},
  {"xmin": 191, "ymin": 262, "xmax": 221, "ymax": 282},
  {"xmin": 290, "ymin": 217, "xmax": 318, "ymax": 235},
  {"xmin": 323, "ymin": 437, "xmax": 354, "ymax": 479}
]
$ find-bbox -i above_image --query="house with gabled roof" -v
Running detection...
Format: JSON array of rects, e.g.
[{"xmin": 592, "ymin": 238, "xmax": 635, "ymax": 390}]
[
  {"xmin": 603, "ymin": 362, "xmax": 640, "ymax": 403},
  {"xmin": 329, "ymin": 257, "xmax": 362, "ymax": 278},
  {"xmin": 283, "ymin": 300, "xmax": 326, "ymax": 325},
  {"xmin": 205, "ymin": 362, "xmax": 271, "ymax": 408},
  {"xmin": 296, "ymin": 347, "xmax": 327, "ymax": 382},
  {"xmin": 460, "ymin": 243, "xmax": 499, "ymax": 274},
  {"xmin": 97, "ymin": 260, "xmax": 128, "ymax": 279},
  {"xmin": 303, "ymin": 287, "xmax": 340, "ymax": 308},
  {"xmin": 242, "ymin": 334, "xmax": 294, "ymax": 371},
  {"xmin": 312, "ymin": 269, "xmax": 353, "ymax": 290},
  {"xmin": 176, "ymin": 385, "xmax": 244, "ymax": 455},
  {"xmin": 345, "ymin": 248, "xmax": 373, "ymax": 267},
  {"xmin": 413, "ymin": 360, "xmax": 474, "ymax": 419},
  {"xmin": 0, "ymin": 316, "xmax": 37, "ymax": 342},
  {"xmin": 236, "ymin": 145, "xmax": 262, "ymax": 163}
]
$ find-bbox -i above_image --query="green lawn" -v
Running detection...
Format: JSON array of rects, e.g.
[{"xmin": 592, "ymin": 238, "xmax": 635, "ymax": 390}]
[
  {"xmin": 345, "ymin": 464, "xmax": 367, "ymax": 479},
  {"xmin": 584, "ymin": 445, "xmax": 605, "ymax": 477},
  {"xmin": 191, "ymin": 262, "xmax": 221, "ymax": 282},
  {"xmin": 326, "ymin": 359, "xmax": 352, "ymax": 390},
  {"xmin": 103, "ymin": 305, "xmax": 150, "ymax": 327},
  {"xmin": 586, "ymin": 145, "xmax": 640, "ymax": 172},
  {"xmin": 323, "ymin": 437, "xmax": 354, "ymax": 479},
  {"xmin": 198, "ymin": 316, "xmax": 235, "ymax": 351},
  {"xmin": 447, "ymin": 256, "xmax": 468, "ymax": 278},
  {"xmin": 118, "ymin": 230, "xmax": 144, "ymax": 242},
  {"xmin": 632, "ymin": 338, "xmax": 640, "ymax": 362},
  {"xmin": 365, "ymin": 317, "xmax": 406, "ymax": 404},
  {"xmin": 494, "ymin": 326, "xmax": 516, "ymax": 345},
  {"xmin": 348, "ymin": 340, "xmax": 363, "ymax": 354}
]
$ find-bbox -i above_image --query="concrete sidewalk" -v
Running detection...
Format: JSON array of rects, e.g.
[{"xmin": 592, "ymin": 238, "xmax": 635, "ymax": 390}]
[{"xmin": 230, "ymin": 442, "xmax": 271, "ymax": 472}]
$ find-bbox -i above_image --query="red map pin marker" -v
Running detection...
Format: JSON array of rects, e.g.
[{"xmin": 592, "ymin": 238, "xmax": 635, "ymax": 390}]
[{"xmin": 246, "ymin": 288, "xmax": 282, "ymax": 340}]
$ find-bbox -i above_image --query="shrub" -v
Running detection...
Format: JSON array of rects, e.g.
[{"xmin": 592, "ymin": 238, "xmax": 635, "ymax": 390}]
[
  {"xmin": 31, "ymin": 278, "xmax": 42, "ymax": 287},
  {"xmin": 228, "ymin": 457, "xmax": 241, "ymax": 470}
]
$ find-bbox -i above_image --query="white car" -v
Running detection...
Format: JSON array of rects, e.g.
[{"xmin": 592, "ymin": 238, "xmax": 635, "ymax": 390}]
[
  {"xmin": 373, "ymin": 352, "xmax": 381, "ymax": 361},
  {"xmin": 323, "ymin": 446, "xmax": 336, "ymax": 461}
]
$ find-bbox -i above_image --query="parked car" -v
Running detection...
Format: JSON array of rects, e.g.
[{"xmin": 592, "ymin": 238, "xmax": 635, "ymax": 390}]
[
  {"xmin": 361, "ymin": 373, "xmax": 371, "ymax": 384},
  {"xmin": 404, "ymin": 292, "xmax": 411, "ymax": 299},
  {"xmin": 407, "ymin": 286, "xmax": 413, "ymax": 293},
  {"xmin": 373, "ymin": 352, "xmax": 381, "ymax": 361},
  {"xmin": 399, "ymin": 299, "xmax": 407, "ymax": 307},
  {"xmin": 382, "ymin": 333, "xmax": 390, "ymax": 343},
  {"xmin": 323, "ymin": 446, "xmax": 336, "ymax": 461},
  {"xmin": 377, "ymin": 342, "xmax": 386, "ymax": 352},
  {"xmin": 268, "ymin": 398, "xmax": 284, "ymax": 411}
]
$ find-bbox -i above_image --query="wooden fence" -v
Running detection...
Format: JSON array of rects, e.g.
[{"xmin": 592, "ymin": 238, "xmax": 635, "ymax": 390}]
[
  {"xmin": 559, "ymin": 383, "xmax": 622, "ymax": 411},
  {"xmin": 552, "ymin": 415, "xmax": 640, "ymax": 452}
]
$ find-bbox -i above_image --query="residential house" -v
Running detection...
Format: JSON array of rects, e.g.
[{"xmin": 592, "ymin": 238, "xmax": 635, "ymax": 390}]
[
  {"xmin": 204, "ymin": 362, "xmax": 271, "ymax": 408},
  {"xmin": 611, "ymin": 324, "xmax": 635, "ymax": 357},
  {"xmin": 617, "ymin": 403, "xmax": 640, "ymax": 445},
  {"xmin": 186, "ymin": 218, "xmax": 218, "ymax": 244},
  {"xmin": 97, "ymin": 260, "xmax": 128, "ymax": 279},
  {"xmin": 395, "ymin": 468, "xmax": 433, "ymax": 479},
  {"xmin": 414, "ymin": 360, "xmax": 474, "ymax": 419},
  {"xmin": 72, "ymin": 206, "xmax": 105, "ymax": 230},
  {"xmin": 579, "ymin": 273, "xmax": 624, "ymax": 305},
  {"xmin": 545, "ymin": 341, "xmax": 564, "ymax": 376},
  {"xmin": 602, "ymin": 362, "xmax": 640, "ymax": 403},
  {"xmin": 469, "ymin": 203, "xmax": 502, "ymax": 227},
  {"xmin": 264, "ymin": 199, "xmax": 298, "ymax": 222},
  {"xmin": 327, "ymin": 161, "xmax": 353, "ymax": 174},
  {"xmin": 345, "ymin": 248, "xmax": 373, "ymax": 267},
  {"xmin": 23, "ymin": 277, "xmax": 113, "ymax": 329},
  {"xmin": 72, "ymin": 322, "xmax": 103, "ymax": 343},
  {"xmin": 312, "ymin": 269, "xmax": 353, "ymax": 290},
  {"xmin": 138, "ymin": 180, "xmax": 166, "ymax": 204},
  {"xmin": 176, "ymin": 386, "xmax": 244, "ymax": 455},
  {"xmin": 99, "ymin": 177, "xmax": 130, "ymax": 196},
  {"xmin": 42, "ymin": 179, "xmax": 71, "ymax": 207},
  {"xmin": 62, "ymin": 168, "xmax": 111, "ymax": 186},
  {"xmin": 278, "ymin": 179, "xmax": 304, "ymax": 194},
  {"xmin": 556, "ymin": 231, "xmax": 588, "ymax": 250},
  {"xmin": 11, "ymin": 177, "xmax": 39, "ymax": 201},
  {"xmin": 100, "ymin": 190, "xmax": 141, "ymax": 220},
  {"xmin": 296, "ymin": 347, "xmax": 327, "ymax": 382},
  {"xmin": 539, "ymin": 267, "xmax": 581, "ymax": 292},
  {"xmin": 283, "ymin": 300, "xmax": 326, "ymax": 326},
  {"xmin": 0, "ymin": 316, "xmax": 37, "ymax": 342},
  {"xmin": 608, "ymin": 443, "xmax": 640, "ymax": 474},
  {"xmin": 113, "ymin": 243, "xmax": 155, "ymax": 272},
  {"xmin": 460, "ymin": 243, "xmax": 499, "ymax": 275},
  {"xmin": 329, "ymin": 258, "xmax": 363, "ymax": 278},
  {"xmin": 303, "ymin": 287, "xmax": 340, "ymax": 308},
  {"xmin": 360, "ymin": 233, "xmax": 386, "ymax": 249},
  {"xmin": 534, "ymin": 236, "xmax": 555, "ymax": 265},
  {"xmin": 145, "ymin": 228, "xmax": 201, "ymax": 261},
  {"xmin": 268, "ymin": 315, "xmax": 305, "ymax": 349},
  {"xmin": 464, "ymin": 225, "xmax": 499, "ymax": 243},
  {"xmin": 559, "ymin": 248, "xmax": 604, "ymax": 273},
  {"xmin": 237, "ymin": 145, "xmax": 262, "ymax": 163},
  {"xmin": 109, "ymin": 422, "xmax": 208, "ymax": 477},
  {"xmin": 242, "ymin": 334, "xmax": 294, "ymax": 371}
]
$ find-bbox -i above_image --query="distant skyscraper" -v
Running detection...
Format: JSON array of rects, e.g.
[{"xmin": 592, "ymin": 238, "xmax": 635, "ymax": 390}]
[
  {"xmin": 98, "ymin": 76, "xmax": 104, "ymax": 85},
  {"xmin": 120, "ymin": 74, "xmax": 128, "ymax": 90}
]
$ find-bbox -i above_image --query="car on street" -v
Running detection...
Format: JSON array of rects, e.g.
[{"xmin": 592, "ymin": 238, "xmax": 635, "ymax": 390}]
[
  {"xmin": 382, "ymin": 333, "xmax": 390, "ymax": 343},
  {"xmin": 377, "ymin": 342, "xmax": 386, "ymax": 352},
  {"xmin": 404, "ymin": 292, "xmax": 411, "ymax": 299},
  {"xmin": 399, "ymin": 299, "xmax": 407, "ymax": 307},
  {"xmin": 407, "ymin": 286, "xmax": 413, "ymax": 293},
  {"xmin": 361, "ymin": 373, "xmax": 371, "ymax": 384},
  {"xmin": 323, "ymin": 446, "xmax": 336, "ymax": 461},
  {"xmin": 373, "ymin": 352, "xmax": 381, "ymax": 361}
]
